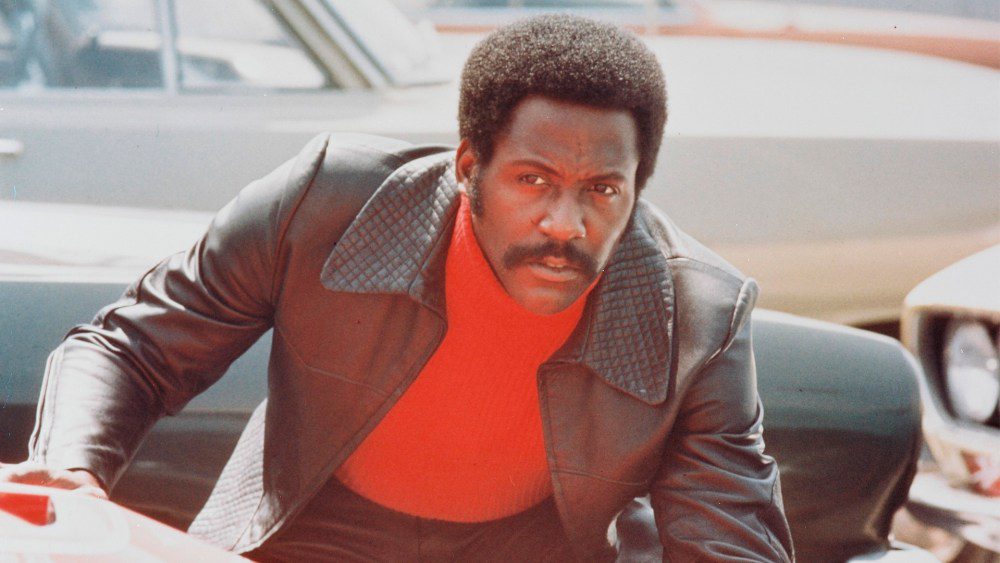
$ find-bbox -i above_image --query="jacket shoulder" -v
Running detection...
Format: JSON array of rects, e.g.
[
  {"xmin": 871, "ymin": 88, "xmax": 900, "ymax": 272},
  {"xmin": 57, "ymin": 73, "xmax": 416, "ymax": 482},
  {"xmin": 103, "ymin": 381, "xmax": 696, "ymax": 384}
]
[
  {"xmin": 301, "ymin": 133, "xmax": 453, "ymax": 207},
  {"xmin": 302, "ymin": 133, "xmax": 450, "ymax": 214},
  {"xmin": 258, "ymin": 133, "xmax": 453, "ymax": 242},
  {"xmin": 315, "ymin": 134, "xmax": 452, "ymax": 189}
]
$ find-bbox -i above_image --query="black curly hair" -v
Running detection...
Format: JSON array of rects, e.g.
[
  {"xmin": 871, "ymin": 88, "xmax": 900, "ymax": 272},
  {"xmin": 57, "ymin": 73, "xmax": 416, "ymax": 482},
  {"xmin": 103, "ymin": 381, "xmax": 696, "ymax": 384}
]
[{"xmin": 458, "ymin": 14, "xmax": 667, "ymax": 191}]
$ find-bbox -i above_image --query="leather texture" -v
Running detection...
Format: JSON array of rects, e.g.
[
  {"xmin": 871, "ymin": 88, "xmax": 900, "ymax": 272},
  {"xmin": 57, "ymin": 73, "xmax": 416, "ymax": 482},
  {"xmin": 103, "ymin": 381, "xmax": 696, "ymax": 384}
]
[{"xmin": 28, "ymin": 133, "xmax": 793, "ymax": 562}]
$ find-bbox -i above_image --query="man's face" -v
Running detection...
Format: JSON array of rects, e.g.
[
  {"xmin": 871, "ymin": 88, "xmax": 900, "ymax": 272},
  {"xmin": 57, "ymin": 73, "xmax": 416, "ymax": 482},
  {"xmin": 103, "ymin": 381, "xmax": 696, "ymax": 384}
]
[{"xmin": 456, "ymin": 96, "xmax": 639, "ymax": 315}]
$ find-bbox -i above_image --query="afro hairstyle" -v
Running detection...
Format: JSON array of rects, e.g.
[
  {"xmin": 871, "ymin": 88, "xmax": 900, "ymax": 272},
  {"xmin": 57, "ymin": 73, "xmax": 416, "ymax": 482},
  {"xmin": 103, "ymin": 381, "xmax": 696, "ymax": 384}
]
[{"xmin": 458, "ymin": 14, "xmax": 667, "ymax": 191}]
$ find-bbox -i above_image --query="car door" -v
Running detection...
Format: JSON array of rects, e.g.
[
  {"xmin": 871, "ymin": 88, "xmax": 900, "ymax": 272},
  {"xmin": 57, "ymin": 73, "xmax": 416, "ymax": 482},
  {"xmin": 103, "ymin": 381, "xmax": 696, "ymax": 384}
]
[{"xmin": 0, "ymin": 0, "xmax": 454, "ymax": 212}]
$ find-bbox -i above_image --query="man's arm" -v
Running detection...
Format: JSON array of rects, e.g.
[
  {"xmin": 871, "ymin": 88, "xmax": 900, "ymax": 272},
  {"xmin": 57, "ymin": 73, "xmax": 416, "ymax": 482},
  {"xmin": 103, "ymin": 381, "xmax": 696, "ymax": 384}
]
[
  {"xmin": 11, "ymin": 134, "xmax": 331, "ymax": 491},
  {"xmin": 651, "ymin": 279, "xmax": 794, "ymax": 561}
]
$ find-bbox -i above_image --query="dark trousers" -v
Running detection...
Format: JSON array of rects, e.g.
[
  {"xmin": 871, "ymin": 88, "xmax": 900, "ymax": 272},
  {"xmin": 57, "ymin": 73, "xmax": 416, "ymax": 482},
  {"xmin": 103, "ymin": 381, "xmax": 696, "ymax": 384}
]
[{"xmin": 244, "ymin": 477, "xmax": 579, "ymax": 562}]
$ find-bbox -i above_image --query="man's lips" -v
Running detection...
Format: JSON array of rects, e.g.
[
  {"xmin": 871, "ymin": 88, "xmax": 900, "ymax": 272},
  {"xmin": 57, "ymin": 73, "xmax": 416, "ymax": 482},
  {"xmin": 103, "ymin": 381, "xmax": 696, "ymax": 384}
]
[
  {"xmin": 524, "ymin": 257, "xmax": 583, "ymax": 282},
  {"xmin": 503, "ymin": 241, "xmax": 598, "ymax": 282}
]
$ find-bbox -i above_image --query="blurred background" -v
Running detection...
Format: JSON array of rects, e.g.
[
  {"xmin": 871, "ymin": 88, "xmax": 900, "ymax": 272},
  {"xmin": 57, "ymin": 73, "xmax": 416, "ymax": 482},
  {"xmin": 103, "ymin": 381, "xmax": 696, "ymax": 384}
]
[{"xmin": 0, "ymin": 0, "xmax": 997, "ymax": 560}]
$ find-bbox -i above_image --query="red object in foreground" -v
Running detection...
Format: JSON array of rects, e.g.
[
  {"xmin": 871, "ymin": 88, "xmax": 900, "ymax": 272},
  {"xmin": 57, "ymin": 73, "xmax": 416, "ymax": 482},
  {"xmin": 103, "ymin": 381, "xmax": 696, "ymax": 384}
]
[
  {"xmin": 962, "ymin": 452, "xmax": 1000, "ymax": 497},
  {"xmin": 0, "ymin": 482, "xmax": 246, "ymax": 561},
  {"xmin": 0, "ymin": 489, "xmax": 54, "ymax": 525}
]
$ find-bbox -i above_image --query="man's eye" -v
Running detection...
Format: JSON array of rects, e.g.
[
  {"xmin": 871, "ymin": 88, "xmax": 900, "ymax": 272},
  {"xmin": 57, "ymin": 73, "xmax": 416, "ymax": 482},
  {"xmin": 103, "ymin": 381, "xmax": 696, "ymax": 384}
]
[
  {"xmin": 592, "ymin": 184, "xmax": 619, "ymax": 196},
  {"xmin": 520, "ymin": 174, "xmax": 547, "ymax": 186}
]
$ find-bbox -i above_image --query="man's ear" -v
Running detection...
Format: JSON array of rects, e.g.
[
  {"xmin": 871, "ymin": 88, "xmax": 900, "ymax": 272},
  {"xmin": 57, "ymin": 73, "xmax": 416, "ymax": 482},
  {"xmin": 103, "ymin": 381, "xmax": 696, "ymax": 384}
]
[{"xmin": 455, "ymin": 140, "xmax": 477, "ymax": 195}]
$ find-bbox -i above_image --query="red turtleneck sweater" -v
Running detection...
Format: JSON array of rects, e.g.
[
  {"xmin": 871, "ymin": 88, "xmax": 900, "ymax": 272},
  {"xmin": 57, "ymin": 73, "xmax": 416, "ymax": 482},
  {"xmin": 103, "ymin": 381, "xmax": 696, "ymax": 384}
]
[{"xmin": 335, "ymin": 194, "xmax": 594, "ymax": 522}]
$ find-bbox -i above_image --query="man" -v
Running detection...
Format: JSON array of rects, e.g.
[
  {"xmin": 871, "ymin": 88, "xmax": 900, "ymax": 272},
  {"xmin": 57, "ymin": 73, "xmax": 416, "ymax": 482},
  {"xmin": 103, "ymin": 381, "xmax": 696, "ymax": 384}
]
[{"xmin": 1, "ymin": 15, "xmax": 793, "ymax": 562}]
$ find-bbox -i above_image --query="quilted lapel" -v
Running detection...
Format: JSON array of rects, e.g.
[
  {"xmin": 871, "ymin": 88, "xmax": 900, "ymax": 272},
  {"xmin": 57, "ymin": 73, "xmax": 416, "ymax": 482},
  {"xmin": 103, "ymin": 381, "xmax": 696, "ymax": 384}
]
[
  {"xmin": 559, "ymin": 201, "xmax": 675, "ymax": 405},
  {"xmin": 320, "ymin": 152, "xmax": 459, "ymax": 317},
  {"xmin": 321, "ymin": 155, "xmax": 674, "ymax": 405}
]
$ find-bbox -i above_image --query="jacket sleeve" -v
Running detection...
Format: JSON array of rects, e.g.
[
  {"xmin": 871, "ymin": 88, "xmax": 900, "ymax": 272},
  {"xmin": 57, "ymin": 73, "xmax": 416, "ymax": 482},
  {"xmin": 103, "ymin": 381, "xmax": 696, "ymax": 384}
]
[
  {"xmin": 650, "ymin": 278, "xmax": 794, "ymax": 562},
  {"xmin": 27, "ymin": 134, "xmax": 331, "ymax": 490}
]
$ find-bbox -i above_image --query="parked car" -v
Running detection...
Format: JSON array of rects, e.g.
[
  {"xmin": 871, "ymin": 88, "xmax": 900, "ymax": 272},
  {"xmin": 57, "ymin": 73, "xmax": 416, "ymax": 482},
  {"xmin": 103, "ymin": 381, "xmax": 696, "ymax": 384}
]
[
  {"xmin": 0, "ymin": 191, "xmax": 935, "ymax": 561},
  {"xmin": 393, "ymin": 0, "xmax": 1000, "ymax": 69},
  {"xmin": 2, "ymin": 0, "xmax": 996, "ymax": 329},
  {"xmin": 898, "ymin": 245, "xmax": 1000, "ymax": 561}
]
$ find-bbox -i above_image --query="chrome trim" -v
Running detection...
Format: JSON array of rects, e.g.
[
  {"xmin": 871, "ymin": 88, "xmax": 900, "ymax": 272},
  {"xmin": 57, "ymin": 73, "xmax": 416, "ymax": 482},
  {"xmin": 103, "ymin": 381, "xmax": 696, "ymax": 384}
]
[
  {"xmin": 154, "ymin": 0, "xmax": 180, "ymax": 94},
  {"xmin": 294, "ymin": 0, "xmax": 386, "ymax": 88}
]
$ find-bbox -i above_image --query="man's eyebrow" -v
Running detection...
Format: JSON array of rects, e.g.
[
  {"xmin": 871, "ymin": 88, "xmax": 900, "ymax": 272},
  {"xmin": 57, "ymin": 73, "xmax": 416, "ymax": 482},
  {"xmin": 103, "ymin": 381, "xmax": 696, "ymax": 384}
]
[
  {"xmin": 508, "ymin": 159, "xmax": 628, "ymax": 182},
  {"xmin": 509, "ymin": 159, "xmax": 560, "ymax": 175}
]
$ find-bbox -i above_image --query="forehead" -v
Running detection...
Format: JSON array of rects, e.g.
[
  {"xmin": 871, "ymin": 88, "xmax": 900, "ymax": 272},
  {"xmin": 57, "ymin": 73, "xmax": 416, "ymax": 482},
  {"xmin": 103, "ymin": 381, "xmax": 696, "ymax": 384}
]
[{"xmin": 494, "ymin": 96, "xmax": 639, "ymax": 173}]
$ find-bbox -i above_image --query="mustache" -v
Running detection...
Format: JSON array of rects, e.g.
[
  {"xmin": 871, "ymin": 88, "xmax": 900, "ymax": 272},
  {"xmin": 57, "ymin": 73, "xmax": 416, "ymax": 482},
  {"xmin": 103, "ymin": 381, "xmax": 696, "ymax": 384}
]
[{"xmin": 502, "ymin": 240, "xmax": 599, "ymax": 280}]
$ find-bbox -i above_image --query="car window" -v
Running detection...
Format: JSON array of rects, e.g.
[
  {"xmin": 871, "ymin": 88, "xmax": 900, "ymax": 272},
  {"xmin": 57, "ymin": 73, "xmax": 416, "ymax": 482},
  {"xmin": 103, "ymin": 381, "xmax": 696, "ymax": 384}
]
[
  {"xmin": 173, "ymin": 0, "xmax": 330, "ymax": 90},
  {"xmin": 0, "ymin": 5, "xmax": 22, "ymax": 87},
  {"xmin": 0, "ymin": 0, "xmax": 333, "ymax": 92},
  {"xmin": 325, "ymin": 0, "xmax": 448, "ymax": 86},
  {"xmin": 1, "ymin": 0, "xmax": 163, "ymax": 90}
]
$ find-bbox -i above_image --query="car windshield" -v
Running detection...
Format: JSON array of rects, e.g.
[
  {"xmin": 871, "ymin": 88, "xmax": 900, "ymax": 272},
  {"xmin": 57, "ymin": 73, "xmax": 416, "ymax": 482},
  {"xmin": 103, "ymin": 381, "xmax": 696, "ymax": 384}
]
[
  {"xmin": 1, "ymin": 0, "xmax": 333, "ymax": 91},
  {"xmin": 324, "ymin": 0, "xmax": 447, "ymax": 86}
]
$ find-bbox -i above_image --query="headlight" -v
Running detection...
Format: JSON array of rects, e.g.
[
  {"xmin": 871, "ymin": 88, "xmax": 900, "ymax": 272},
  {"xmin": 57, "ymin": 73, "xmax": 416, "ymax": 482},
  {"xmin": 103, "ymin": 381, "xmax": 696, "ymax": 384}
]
[{"xmin": 943, "ymin": 320, "xmax": 1000, "ymax": 423}]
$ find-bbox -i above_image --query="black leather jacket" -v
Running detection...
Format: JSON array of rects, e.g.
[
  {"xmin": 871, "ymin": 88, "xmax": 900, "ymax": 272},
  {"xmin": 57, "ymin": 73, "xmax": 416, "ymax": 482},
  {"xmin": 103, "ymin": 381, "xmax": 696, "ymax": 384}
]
[{"xmin": 29, "ymin": 134, "xmax": 793, "ymax": 561}]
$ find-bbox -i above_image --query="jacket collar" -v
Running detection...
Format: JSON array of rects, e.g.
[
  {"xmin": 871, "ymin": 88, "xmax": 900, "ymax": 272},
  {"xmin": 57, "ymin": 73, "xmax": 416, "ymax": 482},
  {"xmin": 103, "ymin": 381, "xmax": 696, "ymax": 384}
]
[{"xmin": 321, "ymin": 152, "xmax": 674, "ymax": 405}]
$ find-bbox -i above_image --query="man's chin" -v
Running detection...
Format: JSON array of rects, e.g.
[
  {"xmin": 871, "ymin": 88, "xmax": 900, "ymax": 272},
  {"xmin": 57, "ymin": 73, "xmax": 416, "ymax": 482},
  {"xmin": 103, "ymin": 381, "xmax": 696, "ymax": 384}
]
[{"xmin": 508, "ymin": 284, "xmax": 584, "ymax": 316}]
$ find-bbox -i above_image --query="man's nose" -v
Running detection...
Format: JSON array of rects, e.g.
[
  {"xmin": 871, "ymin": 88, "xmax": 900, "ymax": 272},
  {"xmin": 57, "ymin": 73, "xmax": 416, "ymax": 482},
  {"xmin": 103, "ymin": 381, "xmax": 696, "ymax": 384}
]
[{"xmin": 538, "ymin": 194, "xmax": 586, "ymax": 241}]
